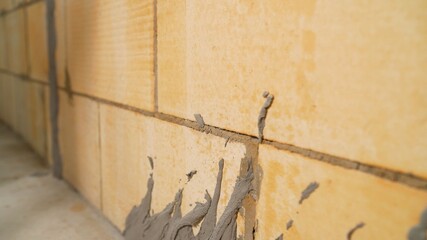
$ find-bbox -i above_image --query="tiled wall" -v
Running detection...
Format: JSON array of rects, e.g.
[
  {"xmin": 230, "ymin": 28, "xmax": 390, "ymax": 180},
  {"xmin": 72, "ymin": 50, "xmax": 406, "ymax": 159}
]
[{"xmin": 0, "ymin": 0, "xmax": 426, "ymax": 239}]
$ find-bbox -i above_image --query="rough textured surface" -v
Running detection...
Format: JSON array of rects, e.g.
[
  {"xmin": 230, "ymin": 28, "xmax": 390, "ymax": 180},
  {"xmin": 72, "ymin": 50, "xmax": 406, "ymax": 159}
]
[
  {"xmin": 0, "ymin": 124, "xmax": 44, "ymax": 185},
  {"xmin": 26, "ymin": 1, "xmax": 48, "ymax": 81},
  {"xmin": 54, "ymin": 0, "xmax": 66, "ymax": 84},
  {"xmin": 256, "ymin": 145, "xmax": 427, "ymax": 240},
  {"xmin": 100, "ymin": 105, "xmax": 245, "ymax": 232},
  {"xmin": 257, "ymin": 92, "xmax": 274, "ymax": 143},
  {"xmin": 65, "ymin": 0, "xmax": 155, "ymax": 110},
  {"xmin": 158, "ymin": 0, "xmax": 427, "ymax": 177},
  {"xmin": 0, "ymin": 123, "xmax": 123, "ymax": 240},
  {"xmin": 209, "ymin": 163, "xmax": 253, "ymax": 240},
  {"xmin": 0, "ymin": 174, "xmax": 123, "ymax": 240},
  {"xmin": 0, "ymin": 78, "xmax": 46, "ymax": 159},
  {"xmin": 197, "ymin": 159, "xmax": 224, "ymax": 239},
  {"xmin": 1, "ymin": 1, "xmax": 427, "ymax": 239},
  {"xmin": 5, "ymin": 9, "xmax": 27, "ymax": 74},
  {"xmin": 44, "ymin": 85, "xmax": 52, "ymax": 166},
  {"xmin": 123, "ymin": 158, "xmax": 253, "ymax": 240},
  {"xmin": 58, "ymin": 92, "xmax": 101, "ymax": 209}
]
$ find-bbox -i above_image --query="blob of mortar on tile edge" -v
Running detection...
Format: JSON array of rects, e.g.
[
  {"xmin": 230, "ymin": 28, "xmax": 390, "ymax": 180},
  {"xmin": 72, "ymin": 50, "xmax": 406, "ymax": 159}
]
[
  {"xmin": 194, "ymin": 113, "xmax": 205, "ymax": 128},
  {"xmin": 286, "ymin": 219, "xmax": 293, "ymax": 230},
  {"xmin": 258, "ymin": 91, "xmax": 274, "ymax": 143},
  {"xmin": 408, "ymin": 208, "xmax": 427, "ymax": 240}
]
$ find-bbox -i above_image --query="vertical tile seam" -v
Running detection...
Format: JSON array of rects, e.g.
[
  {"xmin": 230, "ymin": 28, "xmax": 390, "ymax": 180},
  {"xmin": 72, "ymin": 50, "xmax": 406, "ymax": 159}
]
[
  {"xmin": 244, "ymin": 142, "xmax": 260, "ymax": 239},
  {"xmin": 97, "ymin": 102, "xmax": 103, "ymax": 211},
  {"xmin": 46, "ymin": 0, "xmax": 62, "ymax": 178},
  {"xmin": 153, "ymin": 0, "xmax": 158, "ymax": 112},
  {"xmin": 41, "ymin": 83, "xmax": 48, "ymax": 163}
]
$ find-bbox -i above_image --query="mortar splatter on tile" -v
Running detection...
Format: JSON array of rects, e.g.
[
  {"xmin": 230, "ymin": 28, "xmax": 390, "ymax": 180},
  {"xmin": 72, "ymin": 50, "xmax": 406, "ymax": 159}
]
[
  {"xmin": 408, "ymin": 208, "xmax": 427, "ymax": 240},
  {"xmin": 347, "ymin": 222, "xmax": 365, "ymax": 240},
  {"xmin": 299, "ymin": 181, "xmax": 319, "ymax": 204},
  {"xmin": 257, "ymin": 91, "xmax": 274, "ymax": 143},
  {"xmin": 124, "ymin": 158, "xmax": 253, "ymax": 240}
]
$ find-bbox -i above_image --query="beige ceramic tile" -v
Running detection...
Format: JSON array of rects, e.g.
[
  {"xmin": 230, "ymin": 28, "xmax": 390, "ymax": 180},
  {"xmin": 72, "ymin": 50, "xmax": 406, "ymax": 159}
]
[
  {"xmin": 0, "ymin": 75, "xmax": 17, "ymax": 129},
  {"xmin": 0, "ymin": 74, "xmax": 10, "ymax": 122},
  {"xmin": 44, "ymin": 85, "xmax": 52, "ymax": 166},
  {"xmin": 14, "ymin": 80, "xmax": 46, "ymax": 158},
  {"xmin": 5, "ymin": 9, "xmax": 27, "ymax": 74},
  {"xmin": 0, "ymin": 18, "xmax": 7, "ymax": 69},
  {"xmin": 158, "ymin": 0, "xmax": 427, "ymax": 177},
  {"xmin": 25, "ymin": 81, "xmax": 47, "ymax": 159},
  {"xmin": 100, "ymin": 104, "xmax": 246, "ymax": 231},
  {"xmin": 65, "ymin": 0, "xmax": 155, "ymax": 110},
  {"xmin": 256, "ymin": 144, "xmax": 427, "ymax": 240},
  {"xmin": 0, "ymin": 0, "xmax": 11, "ymax": 12},
  {"xmin": 26, "ymin": 1, "xmax": 48, "ymax": 81},
  {"xmin": 55, "ymin": 0, "xmax": 66, "ymax": 84},
  {"xmin": 58, "ymin": 91, "xmax": 101, "ymax": 209}
]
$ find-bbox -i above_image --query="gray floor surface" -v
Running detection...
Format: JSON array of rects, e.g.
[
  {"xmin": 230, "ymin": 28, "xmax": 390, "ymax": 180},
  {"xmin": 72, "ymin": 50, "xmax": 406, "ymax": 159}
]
[{"xmin": 0, "ymin": 124, "xmax": 124, "ymax": 240}]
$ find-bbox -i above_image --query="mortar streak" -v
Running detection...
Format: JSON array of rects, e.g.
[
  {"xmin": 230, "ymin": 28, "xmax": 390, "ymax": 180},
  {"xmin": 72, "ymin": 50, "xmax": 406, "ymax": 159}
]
[{"xmin": 45, "ymin": 0, "xmax": 62, "ymax": 179}]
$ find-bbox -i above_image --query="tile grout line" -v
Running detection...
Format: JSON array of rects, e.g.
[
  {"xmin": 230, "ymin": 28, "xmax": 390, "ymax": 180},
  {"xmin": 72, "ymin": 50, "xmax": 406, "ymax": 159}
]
[
  {"xmin": 46, "ymin": 0, "xmax": 62, "ymax": 179},
  {"xmin": 41, "ymin": 81, "xmax": 48, "ymax": 165},
  {"xmin": 1, "ymin": 70, "xmax": 427, "ymax": 191},
  {"xmin": 97, "ymin": 102, "xmax": 103, "ymax": 211},
  {"xmin": 0, "ymin": 68, "xmax": 48, "ymax": 85}
]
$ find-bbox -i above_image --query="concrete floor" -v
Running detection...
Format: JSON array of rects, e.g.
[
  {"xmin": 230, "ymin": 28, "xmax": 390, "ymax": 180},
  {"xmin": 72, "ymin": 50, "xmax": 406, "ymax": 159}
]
[{"xmin": 0, "ymin": 124, "xmax": 123, "ymax": 240}]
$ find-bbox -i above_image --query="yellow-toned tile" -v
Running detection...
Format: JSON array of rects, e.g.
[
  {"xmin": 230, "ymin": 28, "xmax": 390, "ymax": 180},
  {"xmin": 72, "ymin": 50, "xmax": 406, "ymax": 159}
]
[
  {"xmin": 100, "ymin": 104, "xmax": 246, "ymax": 231},
  {"xmin": 0, "ymin": 18, "xmax": 7, "ymax": 69},
  {"xmin": 257, "ymin": 144, "xmax": 427, "ymax": 240},
  {"xmin": 5, "ymin": 9, "xmax": 27, "ymax": 74},
  {"xmin": 158, "ymin": 0, "xmax": 427, "ymax": 177},
  {"xmin": 59, "ymin": 91, "xmax": 101, "ymax": 208},
  {"xmin": 26, "ymin": 1, "xmax": 48, "ymax": 81},
  {"xmin": 66, "ymin": 0, "xmax": 154, "ymax": 110}
]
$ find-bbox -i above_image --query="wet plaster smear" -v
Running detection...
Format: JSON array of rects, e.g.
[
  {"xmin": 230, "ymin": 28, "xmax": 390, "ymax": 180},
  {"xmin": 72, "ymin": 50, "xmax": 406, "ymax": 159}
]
[
  {"xmin": 257, "ymin": 91, "xmax": 274, "ymax": 143},
  {"xmin": 408, "ymin": 208, "xmax": 427, "ymax": 240},
  {"xmin": 123, "ymin": 90, "xmax": 422, "ymax": 239},
  {"xmin": 124, "ymin": 159, "xmax": 254, "ymax": 240}
]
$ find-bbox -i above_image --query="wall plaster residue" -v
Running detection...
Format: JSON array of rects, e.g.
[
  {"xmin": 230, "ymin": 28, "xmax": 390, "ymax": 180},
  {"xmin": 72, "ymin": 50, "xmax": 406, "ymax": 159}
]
[
  {"xmin": 124, "ymin": 158, "xmax": 254, "ymax": 240},
  {"xmin": 257, "ymin": 91, "xmax": 274, "ymax": 143}
]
